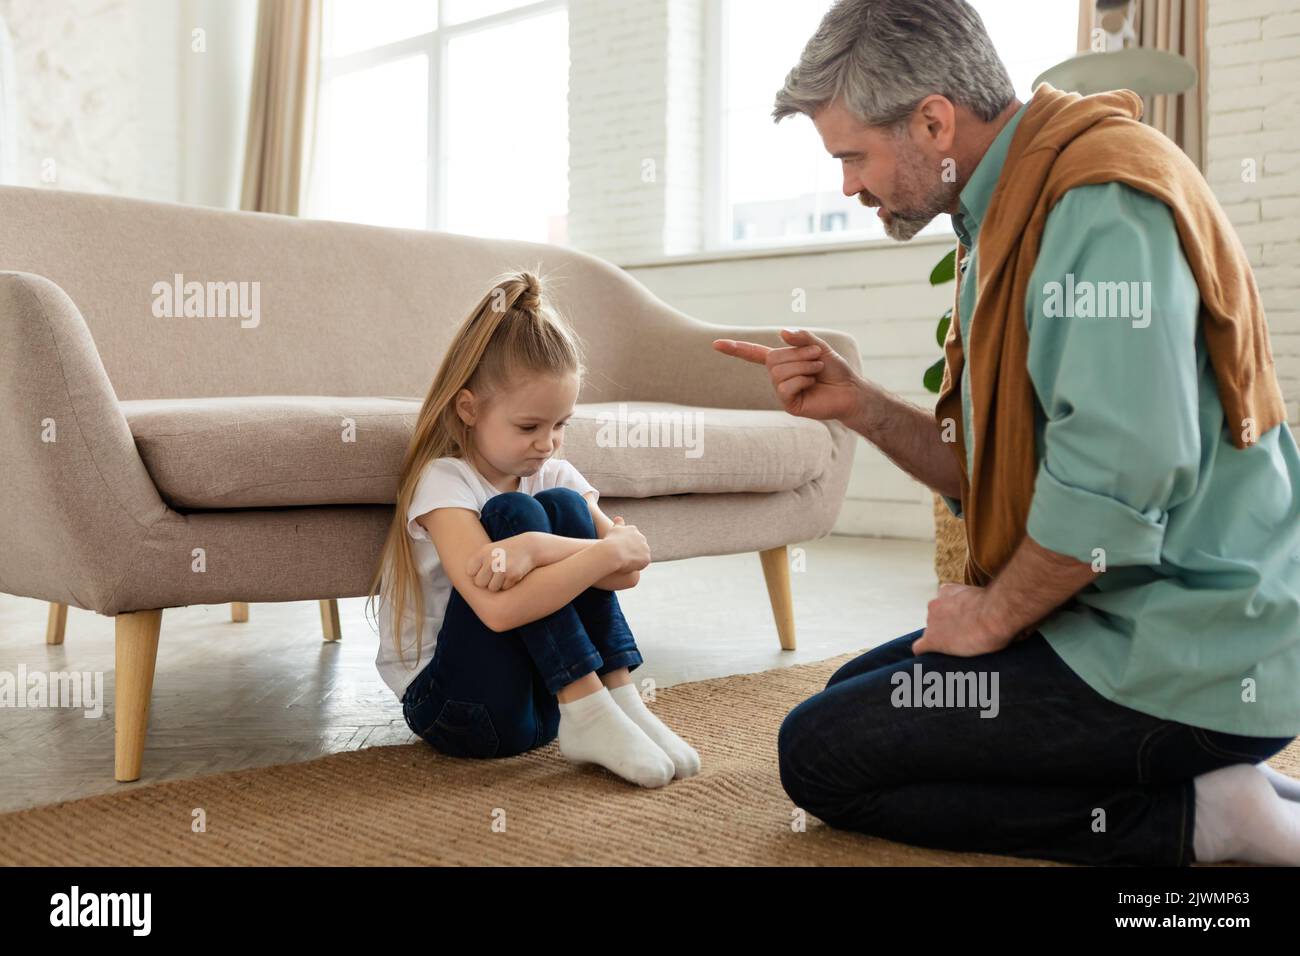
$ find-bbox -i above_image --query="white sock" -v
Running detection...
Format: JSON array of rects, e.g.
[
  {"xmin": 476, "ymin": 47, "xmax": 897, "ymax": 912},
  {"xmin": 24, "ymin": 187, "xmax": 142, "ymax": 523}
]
[
  {"xmin": 608, "ymin": 682, "xmax": 700, "ymax": 779},
  {"xmin": 1256, "ymin": 761, "xmax": 1300, "ymax": 802},
  {"xmin": 1192, "ymin": 763, "xmax": 1300, "ymax": 865},
  {"xmin": 556, "ymin": 687, "xmax": 674, "ymax": 788}
]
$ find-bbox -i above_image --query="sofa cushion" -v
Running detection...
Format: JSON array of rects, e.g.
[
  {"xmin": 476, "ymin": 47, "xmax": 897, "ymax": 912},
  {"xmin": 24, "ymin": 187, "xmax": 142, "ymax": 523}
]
[
  {"xmin": 121, "ymin": 396, "xmax": 834, "ymax": 509},
  {"xmin": 564, "ymin": 402, "xmax": 833, "ymax": 499}
]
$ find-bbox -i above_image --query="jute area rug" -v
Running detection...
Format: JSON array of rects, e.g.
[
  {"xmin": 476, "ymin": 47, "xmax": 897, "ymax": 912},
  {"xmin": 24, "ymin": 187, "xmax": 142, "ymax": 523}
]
[{"xmin": 2, "ymin": 650, "xmax": 1296, "ymax": 866}]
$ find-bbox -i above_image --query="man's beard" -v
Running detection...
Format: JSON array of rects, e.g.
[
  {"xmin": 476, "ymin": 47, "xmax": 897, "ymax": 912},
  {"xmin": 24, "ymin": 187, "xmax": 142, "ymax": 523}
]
[{"xmin": 858, "ymin": 135, "xmax": 959, "ymax": 241}]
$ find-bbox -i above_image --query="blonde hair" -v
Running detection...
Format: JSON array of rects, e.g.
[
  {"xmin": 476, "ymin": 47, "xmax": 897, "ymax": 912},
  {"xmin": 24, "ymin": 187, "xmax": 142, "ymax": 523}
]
[{"xmin": 364, "ymin": 267, "xmax": 586, "ymax": 670}]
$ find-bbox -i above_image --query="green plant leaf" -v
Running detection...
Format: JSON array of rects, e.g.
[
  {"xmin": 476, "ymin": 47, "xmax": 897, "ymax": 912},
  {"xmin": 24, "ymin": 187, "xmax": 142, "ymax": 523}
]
[
  {"xmin": 929, "ymin": 249, "xmax": 956, "ymax": 286},
  {"xmin": 936, "ymin": 309, "xmax": 952, "ymax": 347},
  {"xmin": 923, "ymin": 357, "xmax": 946, "ymax": 394}
]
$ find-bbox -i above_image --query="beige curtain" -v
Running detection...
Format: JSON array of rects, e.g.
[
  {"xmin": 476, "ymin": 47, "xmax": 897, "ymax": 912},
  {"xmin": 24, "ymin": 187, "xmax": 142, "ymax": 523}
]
[
  {"xmin": 1076, "ymin": 0, "xmax": 1207, "ymax": 170},
  {"xmin": 240, "ymin": 0, "xmax": 323, "ymax": 215}
]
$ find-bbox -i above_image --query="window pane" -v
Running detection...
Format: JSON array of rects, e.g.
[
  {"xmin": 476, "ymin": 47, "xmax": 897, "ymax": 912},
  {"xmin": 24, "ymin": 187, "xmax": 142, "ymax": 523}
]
[
  {"xmin": 726, "ymin": 104, "xmax": 890, "ymax": 243},
  {"xmin": 312, "ymin": 55, "xmax": 429, "ymax": 229},
  {"xmin": 720, "ymin": 0, "xmax": 1078, "ymax": 246},
  {"xmin": 444, "ymin": 9, "xmax": 569, "ymax": 243},
  {"xmin": 725, "ymin": 0, "xmax": 831, "ymax": 114},
  {"xmin": 323, "ymin": 0, "xmax": 438, "ymax": 58},
  {"xmin": 441, "ymin": 0, "xmax": 540, "ymax": 27}
]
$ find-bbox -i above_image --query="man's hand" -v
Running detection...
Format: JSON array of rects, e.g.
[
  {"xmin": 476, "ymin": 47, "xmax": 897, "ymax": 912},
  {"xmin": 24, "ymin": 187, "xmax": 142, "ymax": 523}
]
[
  {"xmin": 466, "ymin": 533, "xmax": 538, "ymax": 592},
  {"xmin": 911, "ymin": 583, "xmax": 1015, "ymax": 657},
  {"xmin": 712, "ymin": 328, "xmax": 861, "ymax": 422}
]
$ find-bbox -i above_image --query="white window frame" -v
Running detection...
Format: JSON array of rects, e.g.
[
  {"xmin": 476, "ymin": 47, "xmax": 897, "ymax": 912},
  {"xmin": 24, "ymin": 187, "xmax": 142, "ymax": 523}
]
[
  {"xmin": 318, "ymin": 0, "xmax": 567, "ymax": 231},
  {"xmin": 702, "ymin": 0, "xmax": 1078, "ymax": 255},
  {"xmin": 704, "ymin": 0, "xmax": 889, "ymax": 253}
]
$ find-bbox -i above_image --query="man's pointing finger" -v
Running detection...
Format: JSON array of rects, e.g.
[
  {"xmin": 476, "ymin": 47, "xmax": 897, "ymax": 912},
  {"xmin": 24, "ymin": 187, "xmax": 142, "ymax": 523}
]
[{"xmin": 712, "ymin": 338, "xmax": 772, "ymax": 365}]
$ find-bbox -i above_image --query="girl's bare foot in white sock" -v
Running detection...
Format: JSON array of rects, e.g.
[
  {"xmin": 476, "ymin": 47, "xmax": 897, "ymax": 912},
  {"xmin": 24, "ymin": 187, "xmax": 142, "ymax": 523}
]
[
  {"xmin": 1193, "ymin": 763, "xmax": 1300, "ymax": 865},
  {"xmin": 1256, "ymin": 761, "xmax": 1300, "ymax": 802},
  {"xmin": 557, "ymin": 688, "xmax": 674, "ymax": 788},
  {"xmin": 607, "ymin": 683, "xmax": 700, "ymax": 778}
]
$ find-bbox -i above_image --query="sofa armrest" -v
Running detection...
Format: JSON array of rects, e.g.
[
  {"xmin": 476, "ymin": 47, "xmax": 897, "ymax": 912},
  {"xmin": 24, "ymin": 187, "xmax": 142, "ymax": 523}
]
[
  {"xmin": 0, "ymin": 271, "xmax": 168, "ymax": 613},
  {"xmin": 603, "ymin": 282, "xmax": 864, "ymax": 412}
]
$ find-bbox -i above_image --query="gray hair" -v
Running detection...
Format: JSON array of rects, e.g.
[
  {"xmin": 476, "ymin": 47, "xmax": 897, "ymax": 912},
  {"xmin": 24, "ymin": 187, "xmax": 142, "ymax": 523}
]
[{"xmin": 772, "ymin": 0, "xmax": 1016, "ymax": 129}]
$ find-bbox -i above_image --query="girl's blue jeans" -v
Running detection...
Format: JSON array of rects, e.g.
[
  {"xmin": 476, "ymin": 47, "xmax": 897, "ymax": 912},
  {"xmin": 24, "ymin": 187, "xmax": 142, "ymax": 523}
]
[
  {"xmin": 777, "ymin": 629, "xmax": 1295, "ymax": 866},
  {"xmin": 401, "ymin": 487, "xmax": 643, "ymax": 759}
]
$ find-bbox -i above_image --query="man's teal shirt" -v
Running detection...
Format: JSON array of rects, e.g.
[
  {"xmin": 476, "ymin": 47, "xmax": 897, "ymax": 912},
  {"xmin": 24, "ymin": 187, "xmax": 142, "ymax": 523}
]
[{"xmin": 940, "ymin": 102, "xmax": 1300, "ymax": 736}]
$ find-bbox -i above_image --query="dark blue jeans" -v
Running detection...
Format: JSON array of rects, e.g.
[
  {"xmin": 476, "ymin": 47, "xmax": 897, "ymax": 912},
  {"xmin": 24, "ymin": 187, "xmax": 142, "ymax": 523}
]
[
  {"xmin": 778, "ymin": 629, "xmax": 1296, "ymax": 866},
  {"xmin": 402, "ymin": 487, "xmax": 643, "ymax": 759}
]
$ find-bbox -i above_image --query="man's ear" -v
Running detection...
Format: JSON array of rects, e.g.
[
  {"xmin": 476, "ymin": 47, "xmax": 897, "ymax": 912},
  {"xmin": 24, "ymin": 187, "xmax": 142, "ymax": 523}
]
[{"xmin": 914, "ymin": 94, "xmax": 957, "ymax": 154}]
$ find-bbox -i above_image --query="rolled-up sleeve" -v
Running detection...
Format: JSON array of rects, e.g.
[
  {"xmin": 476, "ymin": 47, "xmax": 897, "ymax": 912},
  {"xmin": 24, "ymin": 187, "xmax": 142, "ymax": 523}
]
[{"xmin": 1023, "ymin": 182, "xmax": 1202, "ymax": 567}]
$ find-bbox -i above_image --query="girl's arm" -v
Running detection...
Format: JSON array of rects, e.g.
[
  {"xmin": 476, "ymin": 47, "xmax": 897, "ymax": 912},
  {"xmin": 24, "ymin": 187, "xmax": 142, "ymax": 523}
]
[
  {"xmin": 421, "ymin": 507, "xmax": 625, "ymax": 633},
  {"xmin": 526, "ymin": 492, "xmax": 640, "ymax": 590}
]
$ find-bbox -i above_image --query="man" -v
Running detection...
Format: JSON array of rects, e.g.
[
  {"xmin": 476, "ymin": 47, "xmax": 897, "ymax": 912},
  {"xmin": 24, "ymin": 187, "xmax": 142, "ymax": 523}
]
[{"xmin": 713, "ymin": 0, "xmax": 1300, "ymax": 866}]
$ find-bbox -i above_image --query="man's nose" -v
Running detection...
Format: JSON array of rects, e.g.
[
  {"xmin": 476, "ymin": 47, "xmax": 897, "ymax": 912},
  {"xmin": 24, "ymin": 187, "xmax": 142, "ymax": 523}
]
[{"xmin": 842, "ymin": 171, "xmax": 861, "ymax": 198}]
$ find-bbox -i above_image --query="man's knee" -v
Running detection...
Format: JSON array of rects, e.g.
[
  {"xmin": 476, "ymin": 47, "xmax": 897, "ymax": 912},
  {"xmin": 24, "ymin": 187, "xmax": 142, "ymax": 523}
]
[
  {"xmin": 779, "ymin": 694, "xmax": 889, "ymax": 827},
  {"xmin": 778, "ymin": 699, "xmax": 838, "ymax": 813},
  {"xmin": 826, "ymin": 630, "xmax": 925, "ymax": 689}
]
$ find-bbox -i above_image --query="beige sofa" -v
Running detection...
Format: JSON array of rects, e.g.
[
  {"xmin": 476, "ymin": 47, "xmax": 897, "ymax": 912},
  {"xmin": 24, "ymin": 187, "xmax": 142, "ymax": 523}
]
[{"xmin": 0, "ymin": 185, "xmax": 860, "ymax": 782}]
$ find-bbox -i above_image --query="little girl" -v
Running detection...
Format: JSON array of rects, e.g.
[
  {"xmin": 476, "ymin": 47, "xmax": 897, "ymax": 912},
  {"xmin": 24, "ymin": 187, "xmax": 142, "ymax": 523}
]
[{"xmin": 366, "ymin": 269, "xmax": 699, "ymax": 788}]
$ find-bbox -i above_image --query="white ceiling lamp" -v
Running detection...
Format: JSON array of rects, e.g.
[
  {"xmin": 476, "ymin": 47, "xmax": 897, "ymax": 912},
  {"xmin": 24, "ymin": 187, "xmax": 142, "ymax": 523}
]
[{"xmin": 1033, "ymin": 0, "xmax": 1197, "ymax": 96}]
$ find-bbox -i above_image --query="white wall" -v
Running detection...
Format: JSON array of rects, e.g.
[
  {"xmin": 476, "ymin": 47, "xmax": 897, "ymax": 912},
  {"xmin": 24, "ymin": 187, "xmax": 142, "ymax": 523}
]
[
  {"xmin": 180, "ymin": 0, "xmax": 258, "ymax": 209},
  {"xmin": 0, "ymin": 0, "xmax": 180, "ymax": 199},
  {"xmin": 0, "ymin": 0, "xmax": 255, "ymax": 207},
  {"xmin": 567, "ymin": 0, "xmax": 704, "ymax": 260}
]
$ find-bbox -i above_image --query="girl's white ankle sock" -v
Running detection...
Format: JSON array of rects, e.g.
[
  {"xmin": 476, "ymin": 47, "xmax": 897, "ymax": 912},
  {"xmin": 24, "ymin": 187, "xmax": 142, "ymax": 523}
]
[
  {"xmin": 1256, "ymin": 761, "xmax": 1300, "ymax": 802},
  {"xmin": 557, "ymin": 687, "xmax": 674, "ymax": 788},
  {"xmin": 1192, "ymin": 763, "xmax": 1300, "ymax": 865},
  {"xmin": 607, "ymin": 682, "xmax": 701, "ymax": 779}
]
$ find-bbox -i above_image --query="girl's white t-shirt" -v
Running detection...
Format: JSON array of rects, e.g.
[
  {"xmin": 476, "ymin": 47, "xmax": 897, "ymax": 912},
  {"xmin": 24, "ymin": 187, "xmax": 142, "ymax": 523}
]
[{"xmin": 376, "ymin": 455, "xmax": 599, "ymax": 701}]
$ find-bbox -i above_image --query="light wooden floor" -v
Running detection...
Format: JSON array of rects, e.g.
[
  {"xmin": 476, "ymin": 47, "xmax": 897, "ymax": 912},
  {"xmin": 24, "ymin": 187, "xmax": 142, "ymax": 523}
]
[{"xmin": 0, "ymin": 536, "xmax": 936, "ymax": 813}]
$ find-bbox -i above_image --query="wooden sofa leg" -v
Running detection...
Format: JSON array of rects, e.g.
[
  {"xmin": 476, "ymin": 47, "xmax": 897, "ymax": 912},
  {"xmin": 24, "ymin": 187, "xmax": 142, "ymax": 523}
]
[
  {"xmin": 320, "ymin": 599, "xmax": 341, "ymax": 642},
  {"xmin": 232, "ymin": 600, "xmax": 340, "ymax": 641},
  {"xmin": 46, "ymin": 602, "xmax": 68, "ymax": 645},
  {"xmin": 114, "ymin": 609, "xmax": 163, "ymax": 782},
  {"xmin": 759, "ymin": 546, "xmax": 796, "ymax": 651}
]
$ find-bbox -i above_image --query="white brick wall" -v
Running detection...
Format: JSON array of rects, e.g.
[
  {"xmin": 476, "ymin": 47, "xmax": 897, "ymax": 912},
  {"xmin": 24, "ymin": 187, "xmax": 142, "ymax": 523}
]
[
  {"xmin": 1205, "ymin": 0, "xmax": 1300, "ymax": 424},
  {"xmin": 567, "ymin": 0, "xmax": 704, "ymax": 261},
  {"xmin": 663, "ymin": 0, "xmax": 705, "ymax": 255}
]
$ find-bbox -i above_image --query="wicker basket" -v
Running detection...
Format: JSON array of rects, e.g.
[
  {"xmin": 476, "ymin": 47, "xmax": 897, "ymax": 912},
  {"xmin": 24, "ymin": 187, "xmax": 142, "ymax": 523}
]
[{"xmin": 932, "ymin": 493, "xmax": 968, "ymax": 584}]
